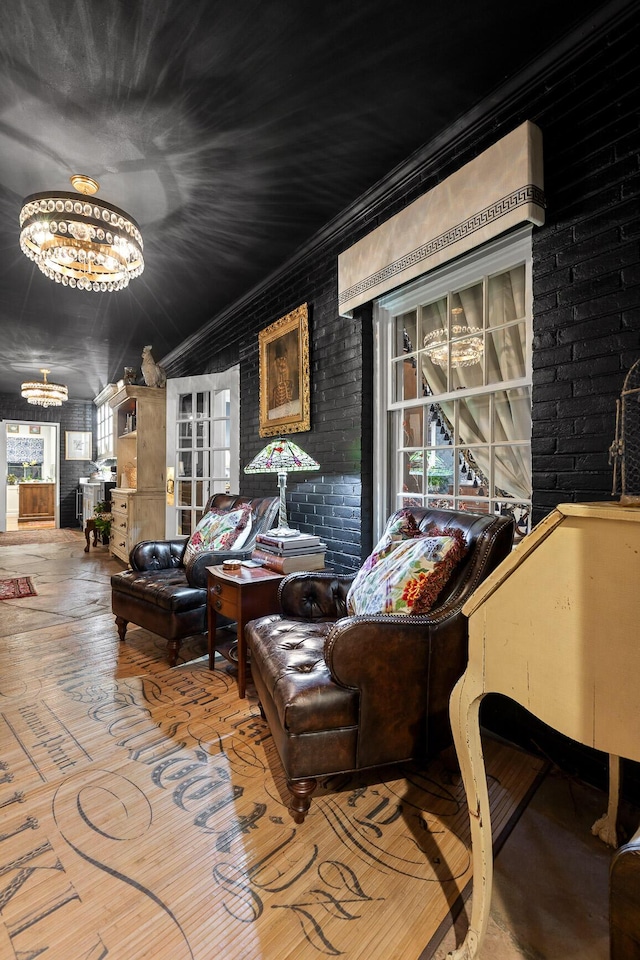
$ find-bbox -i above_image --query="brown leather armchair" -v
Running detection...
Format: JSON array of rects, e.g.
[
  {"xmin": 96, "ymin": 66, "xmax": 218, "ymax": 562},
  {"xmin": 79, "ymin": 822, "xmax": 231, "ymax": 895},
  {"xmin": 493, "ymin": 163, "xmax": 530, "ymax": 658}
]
[
  {"xmin": 246, "ymin": 506, "xmax": 515, "ymax": 823},
  {"xmin": 111, "ymin": 493, "xmax": 279, "ymax": 666}
]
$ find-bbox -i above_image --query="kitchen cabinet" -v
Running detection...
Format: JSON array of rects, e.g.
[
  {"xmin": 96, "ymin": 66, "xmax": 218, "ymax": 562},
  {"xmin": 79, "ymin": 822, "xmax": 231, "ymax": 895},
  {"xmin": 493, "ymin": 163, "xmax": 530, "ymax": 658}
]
[{"xmin": 19, "ymin": 482, "xmax": 54, "ymax": 521}]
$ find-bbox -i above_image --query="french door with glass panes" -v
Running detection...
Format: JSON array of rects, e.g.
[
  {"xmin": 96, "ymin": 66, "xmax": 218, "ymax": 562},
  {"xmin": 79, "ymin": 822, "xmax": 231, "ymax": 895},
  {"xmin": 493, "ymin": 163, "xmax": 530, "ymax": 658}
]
[{"xmin": 165, "ymin": 368, "xmax": 239, "ymax": 538}]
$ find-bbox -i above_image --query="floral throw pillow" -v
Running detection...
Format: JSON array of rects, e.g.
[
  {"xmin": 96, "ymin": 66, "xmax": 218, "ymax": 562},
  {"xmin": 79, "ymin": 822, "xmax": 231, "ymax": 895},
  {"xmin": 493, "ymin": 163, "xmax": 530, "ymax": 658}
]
[
  {"xmin": 183, "ymin": 505, "xmax": 252, "ymax": 567},
  {"xmin": 346, "ymin": 528, "xmax": 467, "ymax": 617}
]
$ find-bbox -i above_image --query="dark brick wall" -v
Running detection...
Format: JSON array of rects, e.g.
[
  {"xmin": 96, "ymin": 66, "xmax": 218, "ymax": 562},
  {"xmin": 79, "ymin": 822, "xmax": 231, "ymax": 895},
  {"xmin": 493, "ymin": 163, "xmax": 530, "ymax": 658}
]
[
  {"xmin": 169, "ymin": 242, "xmax": 374, "ymax": 574},
  {"xmin": 166, "ymin": 9, "xmax": 640, "ymax": 573},
  {"xmin": 529, "ymin": 10, "xmax": 640, "ymax": 522},
  {"xmin": 0, "ymin": 393, "xmax": 96, "ymax": 527}
]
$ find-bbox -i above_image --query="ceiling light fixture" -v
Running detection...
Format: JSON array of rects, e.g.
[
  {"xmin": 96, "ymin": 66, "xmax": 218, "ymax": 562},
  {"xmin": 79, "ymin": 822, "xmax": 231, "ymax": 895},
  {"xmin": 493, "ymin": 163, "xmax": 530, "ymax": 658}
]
[
  {"xmin": 19, "ymin": 175, "xmax": 144, "ymax": 292},
  {"xmin": 21, "ymin": 369, "xmax": 68, "ymax": 407},
  {"xmin": 423, "ymin": 307, "xmax": 483, "ymax": 368}
]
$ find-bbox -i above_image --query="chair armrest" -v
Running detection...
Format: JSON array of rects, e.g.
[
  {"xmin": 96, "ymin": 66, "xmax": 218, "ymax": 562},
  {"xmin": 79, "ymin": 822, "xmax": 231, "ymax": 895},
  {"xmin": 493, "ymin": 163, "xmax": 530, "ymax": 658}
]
[
  {"xmin": 129, "ymin": 539, "xmax": 187, "ymax": 571},
  {"xmin": 325, "ymin": 610, "xmax": 468, "ymax": 763},
  {"xmin": 187, "ymin": 547, "xmax": 255, "ymax": 587},
  {"xmin": 278, "ymin": 572, "xmax": 354, "ymax": 620}
]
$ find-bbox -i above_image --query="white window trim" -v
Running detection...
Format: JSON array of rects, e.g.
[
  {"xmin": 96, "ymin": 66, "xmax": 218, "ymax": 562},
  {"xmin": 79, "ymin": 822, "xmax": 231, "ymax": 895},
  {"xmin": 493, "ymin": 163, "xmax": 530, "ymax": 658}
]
[{"xmin": 373, "ymin": 225, "xmax": 533, "ymax": 541}]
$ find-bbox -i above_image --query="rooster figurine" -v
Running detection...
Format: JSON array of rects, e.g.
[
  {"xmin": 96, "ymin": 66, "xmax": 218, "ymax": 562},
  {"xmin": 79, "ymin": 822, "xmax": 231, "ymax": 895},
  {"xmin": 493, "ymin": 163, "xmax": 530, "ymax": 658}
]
[{"xmin": 141, "ymin": 345, "xmax": 167, "ymax": 388}]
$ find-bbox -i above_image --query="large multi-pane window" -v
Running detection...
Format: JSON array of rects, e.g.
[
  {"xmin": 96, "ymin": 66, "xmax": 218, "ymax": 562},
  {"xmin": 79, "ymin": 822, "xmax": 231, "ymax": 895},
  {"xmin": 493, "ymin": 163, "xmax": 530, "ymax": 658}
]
[{"xmin": 375, "ymin": 227, "xmax": 532, "ymax": 542}]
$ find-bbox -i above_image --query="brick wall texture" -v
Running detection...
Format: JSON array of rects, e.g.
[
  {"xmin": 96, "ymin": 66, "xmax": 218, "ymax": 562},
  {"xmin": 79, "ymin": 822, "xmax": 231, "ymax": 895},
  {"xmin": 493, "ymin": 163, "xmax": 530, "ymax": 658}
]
[{"xmin": 166, "ymin": 8, "xmax": 640, "ymax": 568}]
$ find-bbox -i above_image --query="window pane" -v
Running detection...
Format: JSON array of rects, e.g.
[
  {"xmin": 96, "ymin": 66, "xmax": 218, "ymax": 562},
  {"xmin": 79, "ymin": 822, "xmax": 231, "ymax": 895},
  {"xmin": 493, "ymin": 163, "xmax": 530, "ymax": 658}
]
[
  {"xmin": 460, "ymin": 448, "xmax": 489, "ymax": 496},
  {"xmin": 460, "ymin": 498, "xmax": 491, "ymax": 514},
  {"xmin": 396, "ymin": 311, "xmax": 417, "ymax": 357},
  {"xmin": 459, "ymin": 395, "xmax": 490, "ymax": 445},
  {"xmin": 179, "ymin": 422, "xmax": 193, "ymax": 444},
  {"xmin": 494, "ymin": 388, "xmax": 531, "ymax": 442},
  {"xmin": 177, "ymin": 481, "xmax": 192, "ymax": 506},
  {"xmin": 395, "ymin": 357, "xmax": 418, "ymax": 402},
  {"xmin": 493, "ymin": 445, "xmax": 531, "ymax": 499},
  {"xmin": 401, "ymin": 407, "xmax": 423, "ymax": 447},
  {"xmin": 178, "ymin": 452, "xmax": 192, "ymax": 477},
  {"xmin": 179, "ymin": 394, "xmax": 193, "ymax": 418},
  {"xmin": 488, "ymin": 265, "xmax": 526, "ymax": 327},
  {"xmin": 196, "ymin": 392, "xmax": 210, "ymax": 418},
  {"xmin": 196, "ymin": 421, "xmax": 210, "ymax": 448},
  {"xmin": 194, "ymin": 480, "xmax": 209, "ymax": 507},
  {"xmin": 177, "ymin": 510, "xmax": 193, "ymax": 536},
  {"xmin": 426, "ymin": 405, "xmax": 454, "ymax": 446},
  {"xmin": 486, "ymin": 323, "xmax": 526, "ymax": 383},
  {"xmin": 426, "ymin": 448, "xmax": 454, "ymax": 494},
  {"xmin": 211, "ymin": 449, "xmax": 229, "ymax": 480},
  {"xmin": 193, "ymin": 450, "xmax": 210, "ymax": 477},
  {"xmin": 402, "ymin": 451, "xmax": 423, "ymax": 497},
  {"xmin": 212, "ymin": 389, "xmax": 229, "ymax": 418},
  {"xmin": 420, "ymin": 298, "xmax": 447, "ymax": 344},
  {"xmin": 212, "ymin": 420, "xmax": 228, "ymax": 448}
]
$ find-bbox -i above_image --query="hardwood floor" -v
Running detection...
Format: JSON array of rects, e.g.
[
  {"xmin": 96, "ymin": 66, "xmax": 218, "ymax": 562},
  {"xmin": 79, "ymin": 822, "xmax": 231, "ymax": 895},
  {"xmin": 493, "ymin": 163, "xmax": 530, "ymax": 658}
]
[{"xmin": 0, "ymin": 539, "xmax": 618, "ymax": 959}]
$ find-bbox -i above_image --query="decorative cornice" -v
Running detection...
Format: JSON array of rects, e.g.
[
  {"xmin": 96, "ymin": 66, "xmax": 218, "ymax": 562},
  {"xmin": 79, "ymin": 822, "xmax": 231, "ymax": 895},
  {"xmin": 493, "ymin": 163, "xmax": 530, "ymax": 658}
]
[{"xmin": 338, "ymin": 185, "xmax": 546, "ymax": 306}]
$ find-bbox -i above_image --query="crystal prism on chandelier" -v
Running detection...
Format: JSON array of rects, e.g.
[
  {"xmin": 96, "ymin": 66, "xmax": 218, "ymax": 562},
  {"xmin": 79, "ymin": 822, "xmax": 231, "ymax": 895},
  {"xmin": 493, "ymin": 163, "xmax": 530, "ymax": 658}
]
[
  {"xmin": 21, "ymin": 369, "xmax": 68, "ymax": 407},
  {"xmin": 19, "ymin": 175, "xmax": 144, "ymax": 292}
]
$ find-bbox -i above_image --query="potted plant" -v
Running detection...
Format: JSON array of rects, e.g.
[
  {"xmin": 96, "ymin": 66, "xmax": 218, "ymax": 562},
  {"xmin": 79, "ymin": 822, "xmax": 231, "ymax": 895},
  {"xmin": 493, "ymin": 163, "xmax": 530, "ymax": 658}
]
[
  {"xmin": 7, "ymin": 474, "xmax": 17, "ymax": 485},
  {"xmin": 93, "ymin": 501, "xmax": 112, "ymax": 544}
]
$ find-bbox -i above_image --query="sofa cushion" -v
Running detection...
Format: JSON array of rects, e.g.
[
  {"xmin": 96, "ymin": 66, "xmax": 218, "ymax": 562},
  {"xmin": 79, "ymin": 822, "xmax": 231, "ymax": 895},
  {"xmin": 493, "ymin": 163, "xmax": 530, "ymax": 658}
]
[
  {"xmin": 346, "ymin": 529, "xmax": 467, "ymax": 616},
  {"xmin": 183, "ymin": 503, "xmax": 252, "ymax": 567}
]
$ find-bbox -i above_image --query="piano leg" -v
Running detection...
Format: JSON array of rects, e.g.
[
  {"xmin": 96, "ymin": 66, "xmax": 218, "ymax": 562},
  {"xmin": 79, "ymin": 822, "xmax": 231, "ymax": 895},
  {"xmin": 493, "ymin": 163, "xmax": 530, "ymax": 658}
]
[{"xmin": 446, "ymin": 673, "xmax": 491, "ymax": 960}]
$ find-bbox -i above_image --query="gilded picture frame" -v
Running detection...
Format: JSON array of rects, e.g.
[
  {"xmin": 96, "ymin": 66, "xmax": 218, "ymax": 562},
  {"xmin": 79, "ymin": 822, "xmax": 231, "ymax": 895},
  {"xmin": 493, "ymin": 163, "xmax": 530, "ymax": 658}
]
[
  {"xmin": 65, "ymin": 430, "xmax": 92, "ymax": 461},
  {"xmin": 259, "ymin": 303, "xmax": 310, "ymax": 437}
]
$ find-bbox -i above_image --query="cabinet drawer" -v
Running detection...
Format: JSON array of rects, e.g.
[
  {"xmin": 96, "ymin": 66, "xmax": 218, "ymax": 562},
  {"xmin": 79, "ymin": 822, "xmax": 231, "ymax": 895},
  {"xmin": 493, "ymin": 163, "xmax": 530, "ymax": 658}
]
[
  {"xmin": 112, "ymin": 496, "xmax": 130, "ymax": 513},
  {"xmin": 111, "ymin": 510, "xmax": 128, "ymax": 532},
  {"xmin": 209, "ymin": 580, "xmax": 239, "ymax": 619},
  {"xmin": 110, "ymin": 529, "xmax": 129, "ymax": 561}
]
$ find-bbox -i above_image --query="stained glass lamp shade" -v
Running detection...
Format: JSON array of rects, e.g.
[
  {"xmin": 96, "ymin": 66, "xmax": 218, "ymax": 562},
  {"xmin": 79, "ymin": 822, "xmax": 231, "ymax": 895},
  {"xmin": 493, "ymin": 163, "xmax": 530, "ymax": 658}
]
[{"xmin": 244, "ymin": 437, "xmax": 320, "ymax": 535}]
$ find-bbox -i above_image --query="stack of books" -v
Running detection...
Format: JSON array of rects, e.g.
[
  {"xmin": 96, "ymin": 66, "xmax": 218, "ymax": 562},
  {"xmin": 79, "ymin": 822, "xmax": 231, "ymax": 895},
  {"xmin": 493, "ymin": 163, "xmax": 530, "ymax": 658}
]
[{"xmin": 252, "ymin": 531, "xmax": 326, "ymax": 574}]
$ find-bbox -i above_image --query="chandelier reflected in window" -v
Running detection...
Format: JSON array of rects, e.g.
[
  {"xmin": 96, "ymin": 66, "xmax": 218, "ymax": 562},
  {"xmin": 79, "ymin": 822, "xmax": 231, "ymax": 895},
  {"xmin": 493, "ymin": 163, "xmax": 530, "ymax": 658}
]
[
  {"xmin": 423, "ymin": 307, "xmax": 483, "ymax": 368},
  {"xmin": 19, "ymin": 175, "xmax": 144, "ymax": 292},
  {"xmin": 21, "ymin": 369, "xmax": 68, "ymax": 407}
]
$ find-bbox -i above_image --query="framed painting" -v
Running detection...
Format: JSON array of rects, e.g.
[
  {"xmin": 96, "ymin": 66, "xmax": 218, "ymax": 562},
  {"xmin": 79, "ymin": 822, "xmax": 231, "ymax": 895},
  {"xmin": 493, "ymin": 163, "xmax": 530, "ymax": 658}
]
[
  {"xmin": 259, "ymin": 303, "xmax": 310, "ymax": 437},
  {"xmin": 65, "ymin": 430, "xmax": 92, "ymax": 461},
  {"xmin": 7, "ymin": 424, "xmax": 19, "ymax": 433},
  {"xmin": 28, "ymin": 425, "xmax": 41, "ymax": 435}
]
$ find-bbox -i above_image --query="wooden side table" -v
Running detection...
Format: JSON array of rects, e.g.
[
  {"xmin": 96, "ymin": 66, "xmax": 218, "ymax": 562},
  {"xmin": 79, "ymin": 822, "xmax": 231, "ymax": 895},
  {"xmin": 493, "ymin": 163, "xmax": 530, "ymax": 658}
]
[{"xmin": 207, "ymin": 564, "xmax": 284, "ymax": 697}]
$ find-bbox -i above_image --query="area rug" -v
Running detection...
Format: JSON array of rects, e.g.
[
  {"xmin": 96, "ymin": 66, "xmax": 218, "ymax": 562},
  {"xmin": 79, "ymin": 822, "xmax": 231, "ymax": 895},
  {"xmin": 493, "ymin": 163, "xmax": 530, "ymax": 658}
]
[
  {"xmin": 0, "ymin": 656, "xmax": 545, "ymax": 960},
  {"xmin": 0, "ymin": 575, "xmax": 37, "ymax": 598},
  {"xmin": 0, "ymin": 527, "xmax": 83, "ymax": 546}
]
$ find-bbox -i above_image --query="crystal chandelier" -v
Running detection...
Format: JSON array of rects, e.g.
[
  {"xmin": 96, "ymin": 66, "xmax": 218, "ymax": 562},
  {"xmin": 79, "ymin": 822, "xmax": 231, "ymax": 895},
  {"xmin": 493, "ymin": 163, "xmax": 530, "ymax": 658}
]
[
  {"xmin": 19, "ymin": 175, "xmax": 144, "ymax": 292},
  {"xmin": 423, "ymin": 307, "xmax": 483, "ymax": 368},
  {"xmin": 21, "ymin": 369, "xmax": 68, "ymax": 407}
]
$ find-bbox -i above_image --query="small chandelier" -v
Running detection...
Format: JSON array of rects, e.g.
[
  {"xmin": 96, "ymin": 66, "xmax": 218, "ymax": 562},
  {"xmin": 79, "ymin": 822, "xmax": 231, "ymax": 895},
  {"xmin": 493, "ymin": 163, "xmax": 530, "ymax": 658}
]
[
  {"xmin": 19, "ymin": 175, "xmax": 144, "ymax": 292},
  {"xmin": 21, "ymin": 369, "xmax": 68, "ymax": 407},
  {"xmin": 423, "ymin": 307, "xmax": 483, "ymax": 368}
]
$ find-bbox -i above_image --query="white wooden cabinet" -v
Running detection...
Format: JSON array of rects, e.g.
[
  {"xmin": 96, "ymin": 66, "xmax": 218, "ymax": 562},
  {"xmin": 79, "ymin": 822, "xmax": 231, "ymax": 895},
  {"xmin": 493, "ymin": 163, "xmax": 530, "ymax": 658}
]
[{"xmin": 108, "ymin": 385, "xmax": 166, "ymax": 564}]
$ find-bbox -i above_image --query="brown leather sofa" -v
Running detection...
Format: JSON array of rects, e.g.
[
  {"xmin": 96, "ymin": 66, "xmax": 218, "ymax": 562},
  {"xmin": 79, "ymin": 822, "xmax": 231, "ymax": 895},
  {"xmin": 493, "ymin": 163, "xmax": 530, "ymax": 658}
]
[
  {"xmin": 111, "ymin": 493, "xmax": 279, "ymax": 666},
  {"xmin": 246, "ymin": 506, "xmax": 515, "ymax": 823}
]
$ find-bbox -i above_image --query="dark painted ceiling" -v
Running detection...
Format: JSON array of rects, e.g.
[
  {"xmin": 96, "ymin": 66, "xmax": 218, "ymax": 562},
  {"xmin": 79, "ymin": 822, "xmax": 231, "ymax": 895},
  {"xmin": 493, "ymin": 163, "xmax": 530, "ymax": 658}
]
[{"xmin": 0, "ymin": 0, "xmax": 614, "ymax": 401}]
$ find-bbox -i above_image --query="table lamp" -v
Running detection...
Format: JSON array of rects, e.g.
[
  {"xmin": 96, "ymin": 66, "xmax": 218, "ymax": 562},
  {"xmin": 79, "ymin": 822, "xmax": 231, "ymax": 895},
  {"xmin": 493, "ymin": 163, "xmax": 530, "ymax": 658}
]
[{"xmin": 244, "ymin": 437, "xmax": 320, "ymax": 536}]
